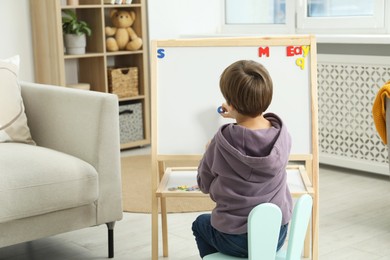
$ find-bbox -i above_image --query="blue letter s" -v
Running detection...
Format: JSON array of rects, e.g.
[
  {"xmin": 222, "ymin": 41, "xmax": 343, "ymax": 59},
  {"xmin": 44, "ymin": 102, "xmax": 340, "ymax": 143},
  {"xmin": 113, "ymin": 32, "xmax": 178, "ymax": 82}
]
[{"xmin": 157, "ymin": 49, "xmax": 165, "ymax": 59}]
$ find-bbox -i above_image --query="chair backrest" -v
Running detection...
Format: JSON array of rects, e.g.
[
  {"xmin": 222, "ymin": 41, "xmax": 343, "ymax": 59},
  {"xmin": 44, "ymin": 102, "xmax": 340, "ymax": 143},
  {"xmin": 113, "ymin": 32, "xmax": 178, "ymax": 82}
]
[
  {"xmin": 284, "ymin": 194, "xmax": 313, "ymax": 260},
  {"xmin": 248, "ymin": 203, "xmax": 282, "ymax": 260}
]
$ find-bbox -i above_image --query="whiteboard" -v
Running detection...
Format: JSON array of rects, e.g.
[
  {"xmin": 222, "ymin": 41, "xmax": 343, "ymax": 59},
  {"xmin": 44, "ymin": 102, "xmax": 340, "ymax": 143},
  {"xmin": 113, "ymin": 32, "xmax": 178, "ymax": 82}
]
[{"xmin": 151, "ymin": 36, "xmax": 317, "ymax": 156}]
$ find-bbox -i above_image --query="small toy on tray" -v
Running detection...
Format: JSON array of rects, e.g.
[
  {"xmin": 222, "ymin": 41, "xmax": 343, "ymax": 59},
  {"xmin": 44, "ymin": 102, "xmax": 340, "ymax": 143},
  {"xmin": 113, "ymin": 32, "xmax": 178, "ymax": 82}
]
[{"xmin": 168, "ymin": 185, "xmax": 200, "ymax": 191}]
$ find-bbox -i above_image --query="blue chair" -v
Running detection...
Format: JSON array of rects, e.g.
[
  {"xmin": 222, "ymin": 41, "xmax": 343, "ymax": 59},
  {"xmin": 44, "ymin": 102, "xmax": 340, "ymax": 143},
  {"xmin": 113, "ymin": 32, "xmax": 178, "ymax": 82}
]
[
  {"xmin": 203, "ymin": 194, "xmax": 313, "ymax": 260},
  {"xmin": 276, "ymin": 194, "xmax": 313, "ymax": 260},
  {"xmin": 203, "ymin": 203, "xmax": 282, "ymax": 260}
]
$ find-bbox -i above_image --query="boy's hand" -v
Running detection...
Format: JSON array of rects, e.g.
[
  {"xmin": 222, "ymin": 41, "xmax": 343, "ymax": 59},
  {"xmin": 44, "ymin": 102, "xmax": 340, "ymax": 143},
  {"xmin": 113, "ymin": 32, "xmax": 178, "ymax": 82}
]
[{"xmin": 218, "ymin": 103, "xmax": 235, "ymax": 119}]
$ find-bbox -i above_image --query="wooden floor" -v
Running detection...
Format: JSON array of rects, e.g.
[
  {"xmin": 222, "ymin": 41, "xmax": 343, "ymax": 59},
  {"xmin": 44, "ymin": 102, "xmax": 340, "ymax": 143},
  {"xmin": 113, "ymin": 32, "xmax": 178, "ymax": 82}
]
[{"xmin": 1, "ymin": 164, "xmax": 390, "ymax": 260}]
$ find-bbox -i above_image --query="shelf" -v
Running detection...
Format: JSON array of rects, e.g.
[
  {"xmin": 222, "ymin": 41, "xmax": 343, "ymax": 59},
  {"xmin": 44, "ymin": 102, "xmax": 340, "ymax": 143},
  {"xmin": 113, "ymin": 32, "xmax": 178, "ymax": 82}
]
[
  {"xmin": 156, "ymin": 165, "xmax": 314, "ymax": 198},
  {"xmin": 106, "ymin": 50, "xmax": 143, "ymax": 56},
  {"xmin": 64, "ymin": 52, "xmax": 105, "ymax": 59},
  {"xmin": 119, "ymin": 95, "xmax": 146, "ymax": 102},
  {"xmin": 30, "ymin": 0, "xmax": 150, "ymax": 150},
  {"xmin": 120, "ymin": 138, "xmax": 150, "ymax": 149},
  {"xmin": 61, "ymin": 5, "xmax": 102, "ymax": 9},
  {"xmin": 104, "ymin": 3, "xmax": 141, "ymax": 7}
]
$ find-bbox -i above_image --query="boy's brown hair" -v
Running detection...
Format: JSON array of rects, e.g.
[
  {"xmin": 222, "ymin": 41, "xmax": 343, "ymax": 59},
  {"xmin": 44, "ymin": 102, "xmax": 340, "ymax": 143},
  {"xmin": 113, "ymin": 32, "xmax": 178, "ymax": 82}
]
[{"xmin": 219, "ymin": 60, "xmax": 273, "ymax": 117}]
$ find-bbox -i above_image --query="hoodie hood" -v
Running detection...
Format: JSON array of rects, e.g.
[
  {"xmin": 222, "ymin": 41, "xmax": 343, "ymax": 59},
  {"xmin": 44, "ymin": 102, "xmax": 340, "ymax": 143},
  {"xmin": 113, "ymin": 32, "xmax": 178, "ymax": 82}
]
[{"xmin": 215, "ymin": 113, "xmax": 291, "ymax": 182}]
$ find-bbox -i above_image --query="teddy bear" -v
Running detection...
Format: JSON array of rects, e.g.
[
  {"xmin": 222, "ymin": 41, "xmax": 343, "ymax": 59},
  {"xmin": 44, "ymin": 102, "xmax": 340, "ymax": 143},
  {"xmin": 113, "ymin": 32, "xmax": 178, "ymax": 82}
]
[{"xmin": 105, "ymin": 9, "xmax": 142, "ymax": 51}]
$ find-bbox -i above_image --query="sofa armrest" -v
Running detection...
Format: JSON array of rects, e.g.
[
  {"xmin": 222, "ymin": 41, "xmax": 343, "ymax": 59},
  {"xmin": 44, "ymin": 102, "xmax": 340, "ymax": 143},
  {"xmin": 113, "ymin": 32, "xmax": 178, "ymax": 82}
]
[{"xmin": 20, "ymin": 81, "xmax": 122, "ymax": 223}]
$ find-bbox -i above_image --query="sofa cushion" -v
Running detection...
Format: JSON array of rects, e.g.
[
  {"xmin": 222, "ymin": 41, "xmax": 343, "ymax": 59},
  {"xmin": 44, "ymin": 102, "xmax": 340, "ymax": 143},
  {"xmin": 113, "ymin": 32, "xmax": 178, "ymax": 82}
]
[
  {"xmin": 0, "ymin": 56, "xmax": 35, "ymax": 145},
  {"xmin": 0, "ymin": 143, "xmax": 98, "ymax": 223}
]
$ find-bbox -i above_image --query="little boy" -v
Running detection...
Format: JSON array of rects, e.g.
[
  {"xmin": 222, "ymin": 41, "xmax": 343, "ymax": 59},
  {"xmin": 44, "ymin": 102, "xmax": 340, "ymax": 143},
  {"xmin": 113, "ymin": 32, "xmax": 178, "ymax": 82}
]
[{"xmin": 192, "ymin": 60, "xmax": 293, "ymax": 258}]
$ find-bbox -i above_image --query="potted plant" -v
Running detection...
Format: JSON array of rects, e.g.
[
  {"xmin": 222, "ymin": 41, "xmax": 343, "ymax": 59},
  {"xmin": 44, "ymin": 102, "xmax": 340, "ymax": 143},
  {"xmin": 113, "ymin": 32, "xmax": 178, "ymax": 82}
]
[{"xmin": 62, "ymin": 10, "xmax": 92, "ymax": 55}]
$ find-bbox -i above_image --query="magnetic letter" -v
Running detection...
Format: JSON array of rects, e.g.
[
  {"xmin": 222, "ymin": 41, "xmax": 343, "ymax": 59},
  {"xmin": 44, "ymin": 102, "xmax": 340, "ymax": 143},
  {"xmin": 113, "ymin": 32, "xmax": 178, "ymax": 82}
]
[
  {"xmin": 286, "ymin": 46, "xmax": 294, "ymax": 56},
  {"xmin": 258, "ymin": 47, "xmax": 270, "ymax": 57},
  {"xmin": 302, "ymin": 46, "xmax": 310, "ymax": 57},
  {"xmin": 296, "ymin": 58, "xmax": 305, "ymax": 70},
  {"xmin": 157, "ymin": 49, "xmax": 165, "ymax": 59},
  {"xmin": 294, "ymin": 46, "xmax": 302, "ymax": 56}
]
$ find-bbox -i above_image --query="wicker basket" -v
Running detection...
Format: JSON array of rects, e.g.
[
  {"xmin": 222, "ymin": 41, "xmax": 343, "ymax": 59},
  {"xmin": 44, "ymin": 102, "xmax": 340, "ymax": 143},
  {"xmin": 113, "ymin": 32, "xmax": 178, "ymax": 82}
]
[{"xmin": 107, "ymin": 67, "xmax": 139, "ymax": 98}]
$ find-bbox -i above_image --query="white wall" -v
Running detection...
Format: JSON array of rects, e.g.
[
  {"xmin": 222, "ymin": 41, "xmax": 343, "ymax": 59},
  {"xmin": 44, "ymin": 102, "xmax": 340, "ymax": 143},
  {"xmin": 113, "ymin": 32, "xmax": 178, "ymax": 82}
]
[
  {"xmin": 0, "ymin": 0, "xmax": 221, "ymax": 82},
  {"xmin": 0, "ymin": 0, "xmax": 34, "ymax": 81},
  {"xmin": 1, "ymin": 0, "xmax": 388, "ymax": 84},
  {"xmin": 147, "ymin": 0, "xmax": 221, "ymax": 40}
]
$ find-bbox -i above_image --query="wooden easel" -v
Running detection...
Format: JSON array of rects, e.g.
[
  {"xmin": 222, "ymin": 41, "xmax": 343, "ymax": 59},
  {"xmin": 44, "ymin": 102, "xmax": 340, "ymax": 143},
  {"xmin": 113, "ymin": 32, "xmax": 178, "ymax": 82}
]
[
  {"xmin": 153, "ymin": 154, "xmax": 317, "ymax": 259},
  {"xmin": 150, "ymin": 36, "xmax": 319, "ymax": 260}
]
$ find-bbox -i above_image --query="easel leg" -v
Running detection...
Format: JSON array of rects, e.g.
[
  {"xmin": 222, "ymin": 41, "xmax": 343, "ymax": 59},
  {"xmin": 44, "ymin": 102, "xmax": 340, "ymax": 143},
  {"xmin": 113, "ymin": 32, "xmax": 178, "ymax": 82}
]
[
  {"xmin": 161, "ymin": 197, "xmax": 169, "ymax": 257},
  {"xmin": 152, "ymin": 195, "xmax": 159, "ymax": 260},
  {"xmin": 303, "ymin": 219, "xmax": 311, "ymax": 258},
  {"xmin": 311, "ymin": 194, "xmax": 319, "ymax": 260}
]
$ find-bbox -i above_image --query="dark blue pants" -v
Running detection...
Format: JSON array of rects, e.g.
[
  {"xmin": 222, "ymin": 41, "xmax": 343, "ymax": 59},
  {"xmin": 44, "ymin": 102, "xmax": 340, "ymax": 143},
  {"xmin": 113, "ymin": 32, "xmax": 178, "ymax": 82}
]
[{"xmin": 192, "ymin": 213, "xmax": 288, "ymax": 258}]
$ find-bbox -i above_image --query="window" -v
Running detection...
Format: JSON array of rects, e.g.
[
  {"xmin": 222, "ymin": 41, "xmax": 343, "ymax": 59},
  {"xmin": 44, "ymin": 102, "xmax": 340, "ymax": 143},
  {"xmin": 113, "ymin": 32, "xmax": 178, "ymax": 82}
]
[
  {"xmin": 222, "ymin": 0, "xmax": 387, "ymax": 34},
  {"xmin": 297, "ymin": 0, "xmax": 386, "ymax": 33},
  {"xmin": 307, "ymin": 1, "xmax": 374, "ymax": 17},
  {"xmin": 222, "ymin": 0, "xmax": 295, "ymax": 34},
  {"xmin": 225, "ymin": 0, "xmax": 286, "ymax": 24}
]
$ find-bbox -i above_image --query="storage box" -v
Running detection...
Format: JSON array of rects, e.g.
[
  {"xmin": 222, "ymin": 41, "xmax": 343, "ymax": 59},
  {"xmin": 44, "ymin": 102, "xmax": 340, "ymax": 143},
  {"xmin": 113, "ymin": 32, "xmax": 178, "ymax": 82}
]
[
  {"xmin": 119, "ymin": 102, "xmax": 144, "ymax": 144},
  {"xmin": 108, "ymin": 67, "xmax": 139, "ymax": 98}
]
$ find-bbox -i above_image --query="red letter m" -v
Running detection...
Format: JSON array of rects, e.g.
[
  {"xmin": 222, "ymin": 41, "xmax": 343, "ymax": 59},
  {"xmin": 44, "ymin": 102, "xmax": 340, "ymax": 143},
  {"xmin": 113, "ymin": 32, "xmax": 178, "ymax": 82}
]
[{"xmin": 258, "ymin": 46, "xmax": 270, "ymax": 57}]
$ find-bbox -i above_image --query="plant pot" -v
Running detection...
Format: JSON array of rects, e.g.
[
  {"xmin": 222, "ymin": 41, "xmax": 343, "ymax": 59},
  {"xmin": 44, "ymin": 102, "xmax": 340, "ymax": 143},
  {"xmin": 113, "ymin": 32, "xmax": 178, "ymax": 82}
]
[
  {"xmin": 64, "ymin": 34, "xmax": 86, "ymax": 55},
  {"xmin": 67, "ymin": 0, "xmax": 79, "ymax": 5}
]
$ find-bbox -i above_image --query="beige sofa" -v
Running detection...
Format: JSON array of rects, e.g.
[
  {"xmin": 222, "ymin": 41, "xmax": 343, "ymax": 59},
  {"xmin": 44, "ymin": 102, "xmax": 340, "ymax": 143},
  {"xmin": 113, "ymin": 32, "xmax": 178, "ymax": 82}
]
[{"xmin": 0, "ymin": 82, "xmax": 123, "ymax": 258}]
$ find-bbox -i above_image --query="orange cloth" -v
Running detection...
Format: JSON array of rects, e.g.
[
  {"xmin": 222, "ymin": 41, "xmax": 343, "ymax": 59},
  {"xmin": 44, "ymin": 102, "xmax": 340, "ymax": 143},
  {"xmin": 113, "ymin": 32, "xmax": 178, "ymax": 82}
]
[{"xmin": 372, "ymin": 80, "xmax": 390, "ymax": 144}]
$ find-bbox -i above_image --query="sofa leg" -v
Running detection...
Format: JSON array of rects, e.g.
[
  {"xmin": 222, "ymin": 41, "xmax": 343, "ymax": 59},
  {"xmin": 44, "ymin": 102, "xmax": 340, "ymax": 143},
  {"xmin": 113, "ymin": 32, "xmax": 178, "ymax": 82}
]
[{"xmin": 106, "ymin": 222, "xmax": 116, "ymax": 258}]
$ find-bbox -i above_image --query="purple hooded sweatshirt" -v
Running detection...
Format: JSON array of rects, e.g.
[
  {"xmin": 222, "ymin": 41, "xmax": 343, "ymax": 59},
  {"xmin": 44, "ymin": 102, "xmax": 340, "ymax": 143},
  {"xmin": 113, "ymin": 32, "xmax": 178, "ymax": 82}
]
[{"xmin": 197, "ymin": 113, "xmax": 293, "ymax": 234}]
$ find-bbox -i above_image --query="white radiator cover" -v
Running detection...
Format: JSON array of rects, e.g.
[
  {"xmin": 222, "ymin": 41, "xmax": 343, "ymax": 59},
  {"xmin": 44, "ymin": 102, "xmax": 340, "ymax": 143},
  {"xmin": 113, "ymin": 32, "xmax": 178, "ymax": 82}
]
[{"xmin": 318, "ymin": 55, "xmax": 389, "ymax": 175}]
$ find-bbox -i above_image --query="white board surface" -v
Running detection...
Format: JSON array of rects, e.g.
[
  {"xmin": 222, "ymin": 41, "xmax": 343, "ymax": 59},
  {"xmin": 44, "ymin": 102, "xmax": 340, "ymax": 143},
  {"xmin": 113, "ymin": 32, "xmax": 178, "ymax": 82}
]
[{"xmin": 152, "ymin": 37, "xmax": 316, "ymax": 155}]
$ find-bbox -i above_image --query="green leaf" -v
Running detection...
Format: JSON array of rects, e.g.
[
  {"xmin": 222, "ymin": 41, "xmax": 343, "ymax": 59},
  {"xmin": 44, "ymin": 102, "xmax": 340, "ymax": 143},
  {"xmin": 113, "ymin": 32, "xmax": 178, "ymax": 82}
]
[{"xmin": 61, "ymin": 9, "xmax": 92, "ymax": 36}]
